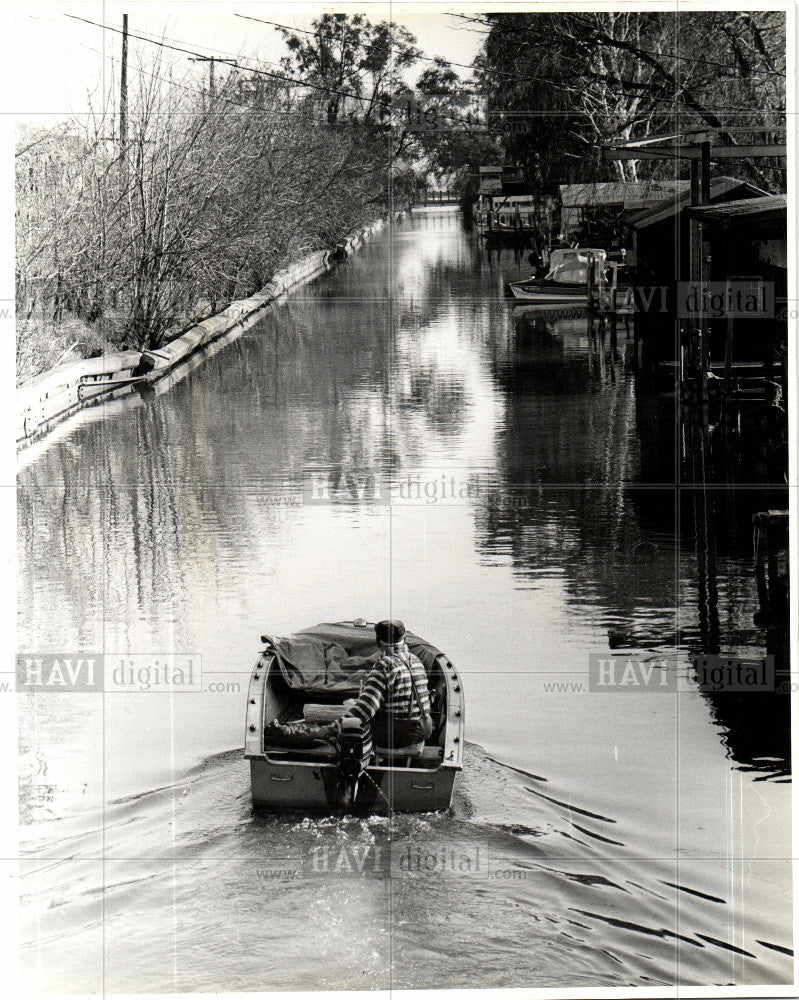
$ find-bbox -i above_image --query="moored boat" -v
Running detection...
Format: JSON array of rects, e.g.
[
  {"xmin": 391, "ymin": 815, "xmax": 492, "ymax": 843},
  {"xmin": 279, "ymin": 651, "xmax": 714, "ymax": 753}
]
[
  {"xmin": 508, "ymin": 247, "xmax": 607, "ymax": 304},
  {"xmin": 508, "ymin": 280, "xmax": 591, "ymax": 304},
  {"xmin": 244, "ymin": 621, "xmax": 464, "ymax": 813}
]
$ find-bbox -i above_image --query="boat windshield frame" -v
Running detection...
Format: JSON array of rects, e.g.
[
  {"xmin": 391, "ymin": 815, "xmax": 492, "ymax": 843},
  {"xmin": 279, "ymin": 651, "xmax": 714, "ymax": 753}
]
[{"xmin": 548, "ymin": 248, "xmax": 607, "ymax": 269}]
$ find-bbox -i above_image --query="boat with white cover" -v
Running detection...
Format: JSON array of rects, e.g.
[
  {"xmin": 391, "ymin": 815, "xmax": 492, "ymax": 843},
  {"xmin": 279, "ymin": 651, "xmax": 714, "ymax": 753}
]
[{"xmin": 508, "ymin": 248, "xmax": 607, "ymax": 303}]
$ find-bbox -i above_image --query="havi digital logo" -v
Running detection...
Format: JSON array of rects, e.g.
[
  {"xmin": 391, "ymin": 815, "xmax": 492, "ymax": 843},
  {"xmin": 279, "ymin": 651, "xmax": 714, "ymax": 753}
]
[
  {"xmin": 588, "ymin": 654, "xmax": 676, "ymax": 692},
  {"xmin": 17, "ymin": 654, "xmax": 102, "ymax": 692}
]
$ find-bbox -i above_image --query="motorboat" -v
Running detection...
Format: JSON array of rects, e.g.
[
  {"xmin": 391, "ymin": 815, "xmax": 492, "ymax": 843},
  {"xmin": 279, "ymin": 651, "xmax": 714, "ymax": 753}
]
[
  {"xmin": 508, "ymin": 248, "xmax": 607, "ymax": 304},
  {"xmin": 244, "ymin": 621, "xmax": 464, "ymax": 813}
]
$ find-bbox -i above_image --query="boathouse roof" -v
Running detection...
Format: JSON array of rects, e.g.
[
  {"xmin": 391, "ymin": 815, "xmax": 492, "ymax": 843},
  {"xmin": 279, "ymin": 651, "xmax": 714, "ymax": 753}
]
[
  {"xmin": 683, "ymin": 193, "xmax": 786, "ymax": 225},
  {"xmin": 478, "ymin": 165, "xmax": 527, "ymax": 196},
  {"xmin": 632, "ymin": 176, "xmax": 768, "ymax": 230},
  {"xmin": 559, "ymin": 180, "xmax": 689, "ymax": 210}
]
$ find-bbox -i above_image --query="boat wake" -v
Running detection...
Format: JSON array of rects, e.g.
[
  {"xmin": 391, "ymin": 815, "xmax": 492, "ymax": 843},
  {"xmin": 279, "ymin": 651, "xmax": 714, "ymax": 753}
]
[{"xmin": 19, "ymin": 742, "xmax": 792, "ymax": 993}]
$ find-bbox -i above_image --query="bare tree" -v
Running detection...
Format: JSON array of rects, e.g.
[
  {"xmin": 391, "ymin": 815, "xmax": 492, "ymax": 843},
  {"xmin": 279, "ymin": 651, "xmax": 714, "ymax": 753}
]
[{"xmin": 16, "ymin": 45, "xmax": 392, "ymax": 375}]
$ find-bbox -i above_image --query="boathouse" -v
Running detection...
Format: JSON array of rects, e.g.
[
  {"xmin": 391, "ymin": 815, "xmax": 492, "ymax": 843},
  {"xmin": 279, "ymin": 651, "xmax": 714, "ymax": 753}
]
[
  {"xmin": 628, "ymin": 177, "xmax": 768, "ymax": 366},
  {"xmin": 630, "ymin": 176, "xmax": 768, "ymax": 278},
  {"xmin": 684, "ymin": 193, "xmax": 788, "ymax": 479},
  {"xmin": 473, "ymin": 165, "xmax": 552, "ymax": 238},
  {"xmin": 558, "ymin": 179, "xmax": 689, "ymax": 245}
]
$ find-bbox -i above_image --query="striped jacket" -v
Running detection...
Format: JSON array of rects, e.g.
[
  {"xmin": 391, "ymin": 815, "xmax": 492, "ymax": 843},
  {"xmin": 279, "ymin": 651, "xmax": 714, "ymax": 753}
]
[{"xmin": 349, "ymin": 642, "xmax": 430, "ymax": 723}]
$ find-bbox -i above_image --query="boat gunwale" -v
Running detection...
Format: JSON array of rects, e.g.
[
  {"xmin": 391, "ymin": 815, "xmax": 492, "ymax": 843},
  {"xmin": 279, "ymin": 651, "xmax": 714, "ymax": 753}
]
[{"xmin": 244, "ymin": 627, "xmax": 464, "ymax": 774}]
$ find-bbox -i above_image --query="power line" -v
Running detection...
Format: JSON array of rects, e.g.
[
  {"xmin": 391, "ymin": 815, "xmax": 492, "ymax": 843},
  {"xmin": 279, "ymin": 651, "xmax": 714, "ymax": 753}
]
[
  {"xmin": 232, "ymin": 14, "xmax": 387, "ymax": 97},
  {"xmin": 236, "ymin": 10, "xmax": 592, "ymax": 106},
  {"xmin": 242, "ymin": 9, "xmax": 779, "ymax": 115},
  {"xmin": 32, "ymin": 23, "xmax": 324, "ymax": 125},
  {"xmin": 36, "ymin": 17, "xmax": 474, "ymax": 134},
  {"xmin": 63, "ymin": 13, "xmax": 497, "ymax": 131},
  {"xmin": 52, "ymin": 11, "xmax": 658, "ymax": 124},
  {"xmin": 65, "ymin": 14, "xmax": 380, "ymax": 109},
  {"xmin": 234, "ymin": 12, "xmax": 478, "ymax": 77},
  {"xmin": 125, "ymin": 24, "xmax": 257, "ymax": 66},
  {"xmin": 62, "ymin": 12, "xmax": 780, "ymax": 131},
  {"xmin": 187, "ymin": 54, "xmax": 240, "ymax": 101}
]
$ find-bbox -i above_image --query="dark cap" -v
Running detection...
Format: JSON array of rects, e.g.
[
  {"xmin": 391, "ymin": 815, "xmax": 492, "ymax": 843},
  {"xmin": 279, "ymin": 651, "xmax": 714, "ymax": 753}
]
[{"xmin": 375, "ymin": 620, "xmax": 405, "ymax": 644}]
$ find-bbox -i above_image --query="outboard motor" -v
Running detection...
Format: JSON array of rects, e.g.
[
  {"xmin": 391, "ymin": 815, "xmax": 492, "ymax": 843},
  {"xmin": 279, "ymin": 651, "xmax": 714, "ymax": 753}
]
[{"xmin": 336, "ymin": 717, "xmax": 372, "ymax": 811}]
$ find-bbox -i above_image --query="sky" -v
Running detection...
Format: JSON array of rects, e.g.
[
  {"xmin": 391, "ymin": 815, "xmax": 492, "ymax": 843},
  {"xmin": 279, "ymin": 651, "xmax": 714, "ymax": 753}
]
[{"xmin": 6, "ymin": 2, "xmax": 487, "ymax": 125}]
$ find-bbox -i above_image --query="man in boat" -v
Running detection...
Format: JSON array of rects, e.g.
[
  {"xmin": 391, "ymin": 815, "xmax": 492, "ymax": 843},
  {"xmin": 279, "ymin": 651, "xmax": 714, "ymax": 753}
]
[{"xmin": 336, "ymin": 620, "xmax": 433, "ymax": 750}]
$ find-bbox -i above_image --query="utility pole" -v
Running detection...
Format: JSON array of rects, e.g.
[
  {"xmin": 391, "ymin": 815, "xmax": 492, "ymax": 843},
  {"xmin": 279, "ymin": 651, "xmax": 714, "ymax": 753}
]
[
  {"xmin": 188, "ymin": 55, "xmax": 238, "ymax": 105},
  {"xmin": 195, "ymin": 55, "xmax": 216, "ymax": 101},
  {"xmin": 120, "ymin": 14, "xmax": 128, "ymax": 155}
]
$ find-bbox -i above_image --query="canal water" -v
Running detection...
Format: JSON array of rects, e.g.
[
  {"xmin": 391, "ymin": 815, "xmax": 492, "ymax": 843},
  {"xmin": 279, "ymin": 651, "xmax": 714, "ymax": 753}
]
[{"xmin": 17, "ymin": 207, "xmax": 791, "ymax": 992}]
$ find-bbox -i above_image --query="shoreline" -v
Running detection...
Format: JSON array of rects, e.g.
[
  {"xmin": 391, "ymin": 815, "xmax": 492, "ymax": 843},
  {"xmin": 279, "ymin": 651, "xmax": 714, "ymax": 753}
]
[{"xmin": 16, "ymin": 212, "xmax": 404, "ymax": 453}]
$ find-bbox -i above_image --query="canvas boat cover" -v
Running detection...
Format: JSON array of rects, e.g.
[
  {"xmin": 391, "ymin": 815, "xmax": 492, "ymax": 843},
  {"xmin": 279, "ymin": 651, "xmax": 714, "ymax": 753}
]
[
  {"xmin": 545, "ymin": 248, "xmax": 606, "ymax": 285},
  {"xmin": 265, "ymin": 622, "xmax": 444, "ymax": 697}
]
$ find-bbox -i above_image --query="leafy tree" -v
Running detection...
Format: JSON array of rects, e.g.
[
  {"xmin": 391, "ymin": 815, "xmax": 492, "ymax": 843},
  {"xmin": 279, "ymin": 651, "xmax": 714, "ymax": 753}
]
[
  {"xmin": 554, "ymin": 11, "xmax": 785, "ymax": 188},
  {"xmin": 404, "ymin": 59, "xmax": 499, "ymax": 204},
  {"xmin": 472, "ymin": 11, "xmax": 785, "ymax": 192},
  {"xmin": 473, "ymin": 13, "xmax": 592, "ymax": 196},
  {"xmin": 279, "ymin": 14, "xmax": 420, "ymax": 124}
]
